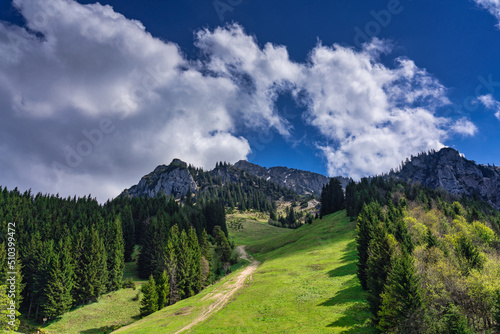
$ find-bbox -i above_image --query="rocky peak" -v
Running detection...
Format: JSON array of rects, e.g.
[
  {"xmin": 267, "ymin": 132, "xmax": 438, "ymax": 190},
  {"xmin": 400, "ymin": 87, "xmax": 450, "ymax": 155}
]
[
  {"xmin": 234, "ymin": 160, "xmax": 349, "ymax": 196},
  {"xmin": 391, "ymin": 147, "xmax": 500, "ymax": 209},
  {"xmin": 121, "ymin": 159, "xmax": 196, "ymax": 199}
]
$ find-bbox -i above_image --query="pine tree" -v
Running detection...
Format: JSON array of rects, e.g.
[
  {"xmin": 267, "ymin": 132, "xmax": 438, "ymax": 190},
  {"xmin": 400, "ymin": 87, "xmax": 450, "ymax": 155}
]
[
  {"xmin": 188, "ymin": 227, "xmax": 202, "ymax": 295},
  {"xmin": 378, "ymin": 252, "xmax": 422, "ymax": 332},
  {"xmin": 140, "ymin": 275, "xmax": 158, "ymax": 316},
  {"xmin": 166, "ymin": 226, "xmax": 180, "ymax": 305},
  {"xmin": 108, "ymin": 216, "xmax": 125, "ymax": 291},
  {"xmin": 41, "ymin": 244, "xmax": 74, "ymax": 319},
  {"xmin": 156, "ymin": 269, "xmax": 170, "ymax": 309},
  {"xmin": 356, "ymin": 203, "xmax": 379, "ymax": 290},
  {"xmin": 122, "ymin": 205, "xmax": 135, "ymax": 262},
  {"xmin": 366, "ymin": 225, "xmax": 397, "ymax": 322}
]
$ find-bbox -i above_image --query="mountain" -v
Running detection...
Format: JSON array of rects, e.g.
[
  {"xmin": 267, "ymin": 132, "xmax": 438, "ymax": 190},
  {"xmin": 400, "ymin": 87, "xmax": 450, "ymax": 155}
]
[
  {"xmin": 120, "ymin": 159, "xmax": 197, "ymax": 198},
  {"xmin": 390, "ymin": 147, "xmax": 500, "ymax": 209},
  {"xmin": 234, "ymin": 160, "xmax": 350, "ymax": 196},
  {"xmin": 120, "ymin": 159, "xmax": 298, "ymax": 207}
]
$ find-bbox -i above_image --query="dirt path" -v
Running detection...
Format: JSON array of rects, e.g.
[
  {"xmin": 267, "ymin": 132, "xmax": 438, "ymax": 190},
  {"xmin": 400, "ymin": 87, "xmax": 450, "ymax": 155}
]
[{"xmin": 174, "ymin": 246, "xmax": 259, "ymax": 334}]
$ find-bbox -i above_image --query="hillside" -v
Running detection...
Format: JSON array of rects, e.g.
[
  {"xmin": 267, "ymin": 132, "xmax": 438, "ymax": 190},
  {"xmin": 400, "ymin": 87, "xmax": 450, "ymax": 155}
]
[
  {"xmin": 390, "ymin": 147, "xmax": 500, "ymax": 209},
  {"xmin": 112, "ymin": 211, "xmax": 373, "ymax": 333},
  {"xmin": 234, "ymin": 160, "xmax": 350, "ymax": 196}
]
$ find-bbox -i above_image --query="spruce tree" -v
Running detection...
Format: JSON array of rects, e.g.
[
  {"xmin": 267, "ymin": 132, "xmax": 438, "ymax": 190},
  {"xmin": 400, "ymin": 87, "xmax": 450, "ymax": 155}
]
[
  {"xmin": 122, "ymin": 205, "xmax": 135, "ymax": 262},
  {"xmin": 108, "ymin": 216, "xmax": 125, "ymax": 291},
  {"xmin": 366, "ymin": 225, "xmax": 397, "ymax": 322},
  {"xmin": 166, "ymin": 226, "xmax": 180, "ymax": 305},
  {"xmin": 140, "ymin": 275, "xmax": 158, "ymax": 316},
  {"xmin": 356, "ymin": 203, "xmax": 378, "ymax": 290},
  {"xmin": 156, "ymin": 269, "xmax": 170, "ymax": 309},
  {"xmin": 41, "ymin": 245, "xmax": 74, "ymax": 319},
  {"xmin": 378, "ymin": 252, "xmax": 422, "ymax": 332},
  {"xmin": 188, "ymin": 227, "xmax": 202, "ymax": 295}
]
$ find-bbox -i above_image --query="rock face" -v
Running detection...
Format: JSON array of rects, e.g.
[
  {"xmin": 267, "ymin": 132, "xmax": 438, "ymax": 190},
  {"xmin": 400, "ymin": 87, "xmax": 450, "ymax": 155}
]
[
  {"xmin": 391, "ymin": 147, "xmax": 500, "ymax": 209},
  {"xmin": 234, "ymin": 160, "xmax": 350, "ymax": 196},
  {"xmin": 121, "ymin": 159, "xmax": 197, "ymax": 199}
]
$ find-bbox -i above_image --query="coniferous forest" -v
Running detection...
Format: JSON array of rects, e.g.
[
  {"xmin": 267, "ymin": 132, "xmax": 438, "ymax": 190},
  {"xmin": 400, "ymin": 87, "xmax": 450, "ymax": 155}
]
[{"xmin": 0, "ymin": 186, "xmax": 231, "ymax": 325}]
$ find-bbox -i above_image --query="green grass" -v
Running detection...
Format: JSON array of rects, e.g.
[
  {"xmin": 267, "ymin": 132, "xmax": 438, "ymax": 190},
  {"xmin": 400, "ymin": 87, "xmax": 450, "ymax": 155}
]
[
  {"xmin": 227, "ymin": 213, "xmax": 289, "ymax": 246},
  {"xmin": 112, "ymin": 211, "xmax": 374, "ymax": 333},
  {"xmin": 192, "ymin": 211, "xmax": 374, "ymax": 333},
  {"xmin": 33, "ymin": 260, "xmax": 147, "ymax": 334}
]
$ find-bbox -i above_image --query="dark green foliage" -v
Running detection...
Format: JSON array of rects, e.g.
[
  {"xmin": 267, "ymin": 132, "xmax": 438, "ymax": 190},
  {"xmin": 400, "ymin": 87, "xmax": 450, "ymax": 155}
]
[
  {"xmin": 156, "ymin": 269, "xmax": 170, "ymax": 310},
  {"xmin": 455, "ymin": 234, "xmax": 484, "ymax": 274},
  {"xmin": 121, "ymin": 205, "xmax": 135, "ymax": 262},
  {"xmin": 443, "ymin": 303, "xmax": 474, "ymax": 334},
  {"xmin": 107, "ymin": 217, "xmax": 125, "ymax": 291},
  {"xmin": 425, "ymin": 227, "xmax": 439, "ymax": 249},
  {"xmin": 320, "ymin": 178, "xmax": 345, "ymax": 218},
  {"xmin": 41, "ymin": 241, "xmax": 74, "ymax": 319},
  {"xmin": 366, "ymin": 225, "xmax": 396, "ymax": 321},
  {"xmin": 378, "ymin": 252, "xmax": 422, "ymax": 333},
  {"xmin": 356, "ymin": 202, "xmax": 383, "ymax": 290},
  {"xmin": 202, "ymin": 200, "xmax": 228, "ymax": 237},
  {"xmin": 494, "ymin": 290, "xmax": 500, "ymax": 332},
  {"xmin": 140, "ymin": 275, "xmax": 158, "ymax": 317}
]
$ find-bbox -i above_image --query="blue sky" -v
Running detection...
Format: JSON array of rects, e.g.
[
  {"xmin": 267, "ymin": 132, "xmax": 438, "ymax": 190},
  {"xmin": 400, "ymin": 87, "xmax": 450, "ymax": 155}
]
[{"xmin": 0, "ymin": 0, "xmax": 499, "ymax": 201}]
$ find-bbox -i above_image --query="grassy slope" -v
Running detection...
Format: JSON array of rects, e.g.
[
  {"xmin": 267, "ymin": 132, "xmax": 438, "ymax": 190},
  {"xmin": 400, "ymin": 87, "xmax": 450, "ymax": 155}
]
[
  {"xmin": 114, "ymin": 211, "xmax": 374, "ymax": 333},
  {"xmin": 192, "ymin": 211, "xmax": 373, "ymax": 333},
  {"xmin": 36, "ymin": 261, "xmax": 147, "ymax": 334}
]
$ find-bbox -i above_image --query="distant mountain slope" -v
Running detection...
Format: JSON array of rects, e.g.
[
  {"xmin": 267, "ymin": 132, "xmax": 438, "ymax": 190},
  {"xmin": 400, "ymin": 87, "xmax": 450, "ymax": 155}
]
[
  {"xmin": 234, "ymin": 160, "xmax": 350, "ymax": 196},
  {"xmin": 120, "ymin": 159, "xmax": 197, "ymax": 198},
  {"xmin": 390, "ymin": 147, "xmax": 500, "ymax": 209},
  {"xmin": 120, "ymin": 159, "xmax": 298, "ymax": 206}
]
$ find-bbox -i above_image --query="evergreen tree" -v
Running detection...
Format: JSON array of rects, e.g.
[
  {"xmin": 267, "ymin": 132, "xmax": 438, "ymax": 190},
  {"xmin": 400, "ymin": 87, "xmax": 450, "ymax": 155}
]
[
  {"xmin": 188, "ymin": 227, "xmax": 202, "ymax": 295},
  {"xmin": 108, "ymin": 216, "xmax": 125, "ymax": 291},
  {"xmin": 356, "ymin": 203, "xmax": 379, "ymax": 290},
  {"xmin": 166, "ymin": 226, "xmax": 180, "ymax": 305},
  {"xmin": 366, "ymin": 225, "xmax": 397, "ymax": 322},
  {"xmin": 122, "ymin": 205, "xmax": 135, "ymax": 262},
  {"xmin": 156, "ymin": 269, "xmax": 170, "ymax": 310},
  {"xmin": 140, "ymin": 275, "xmax": 158, "ymax": 316},
  {"xmin": 320, "ymin": 178, "xmax": 345, "ymax": 218},
  {"xmin": 378, "ymin": 252, "xmax": 422, "ymax": 333},
  {"xmin": 41, "ymin": 242, "xmax": 74, "ymax": 319}
]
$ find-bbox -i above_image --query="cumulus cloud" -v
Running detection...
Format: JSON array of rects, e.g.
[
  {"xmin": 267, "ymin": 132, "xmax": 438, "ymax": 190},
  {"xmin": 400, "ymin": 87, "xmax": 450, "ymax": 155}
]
[
  {"xmin": 474, "ymin": 0, "xmax": 500, "ymax": 27},
  {"xmin": 478, "ymin": 94, "xmax": 500, "ymax": 120},
  {"xmin": 296, "ymin": 41, "xmax": 472, "ymax": 179},
  {"xmin": 0, "ymin": 0, "xmax": 477, "ymax": 200}
]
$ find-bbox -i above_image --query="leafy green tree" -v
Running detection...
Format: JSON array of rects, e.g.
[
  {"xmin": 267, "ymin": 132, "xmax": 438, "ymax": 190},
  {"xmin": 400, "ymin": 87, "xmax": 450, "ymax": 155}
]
[
  {"xmin": 320, "ymin": 178, "xmax": 345, "ymax": 218},
  {"xmin": 140, "ymin": 275, "xmax": 158, "ymax": 316}
]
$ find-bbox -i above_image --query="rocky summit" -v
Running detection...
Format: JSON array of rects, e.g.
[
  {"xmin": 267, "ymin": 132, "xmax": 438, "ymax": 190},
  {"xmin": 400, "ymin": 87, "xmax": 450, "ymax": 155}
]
[
  {"xmin": 391, "ymin": 147, "xmax": 500, "ymax": 209},
  {"xmin": 234, "ymin": 160, "xmax": 350, "ymax": 196},
  {"xmin": 121, "ymin": 159, "xmax": 197, "ymax": 198}
]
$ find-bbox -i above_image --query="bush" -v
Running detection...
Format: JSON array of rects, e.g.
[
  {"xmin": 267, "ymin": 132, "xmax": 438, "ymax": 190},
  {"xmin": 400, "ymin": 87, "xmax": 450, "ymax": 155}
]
[{"xmin": 122, "ymin": 278, "xmax": 136, "ymax": 290}]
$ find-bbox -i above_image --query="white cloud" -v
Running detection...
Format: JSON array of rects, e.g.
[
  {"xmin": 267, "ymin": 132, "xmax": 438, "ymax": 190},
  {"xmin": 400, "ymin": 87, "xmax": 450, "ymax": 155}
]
[
  {"xmin": 297, "ymin": 41, "xmax": 470, "ymax": 179},
  {"xmin": 0, "ymin": 0, "xmax": 477, "ymax": 200},
  {"xmin": 474, "ymin": 0, "xmax": 500, "ymax": 27},
  {"xmin": 478, "ymin": 94, "xmax": 500, "ymax": 120}
]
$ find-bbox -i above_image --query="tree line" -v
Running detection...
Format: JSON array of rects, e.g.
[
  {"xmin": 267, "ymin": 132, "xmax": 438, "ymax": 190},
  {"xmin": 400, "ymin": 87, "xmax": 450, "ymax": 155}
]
[
  {"xmin": 342, "ymin": 177, "xmax": 500, "ymax": 333},
  {"xmin": 0, "ymin": 185, "xmax": 233, "ymax": 327}
]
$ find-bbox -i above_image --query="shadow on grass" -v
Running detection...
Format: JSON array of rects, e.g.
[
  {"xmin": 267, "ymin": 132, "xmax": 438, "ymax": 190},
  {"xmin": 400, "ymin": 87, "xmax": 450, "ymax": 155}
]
[
  {"xmin": 80, "ymin": 324, "xmax": 128, "ymax": 333},
  {"xmin": 328, "ymin": 240, "xmax": 358, "ymax": 278},
  {"xmin": 327, "ymin": 303, "xmax": 374, "ymax": 333}
]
